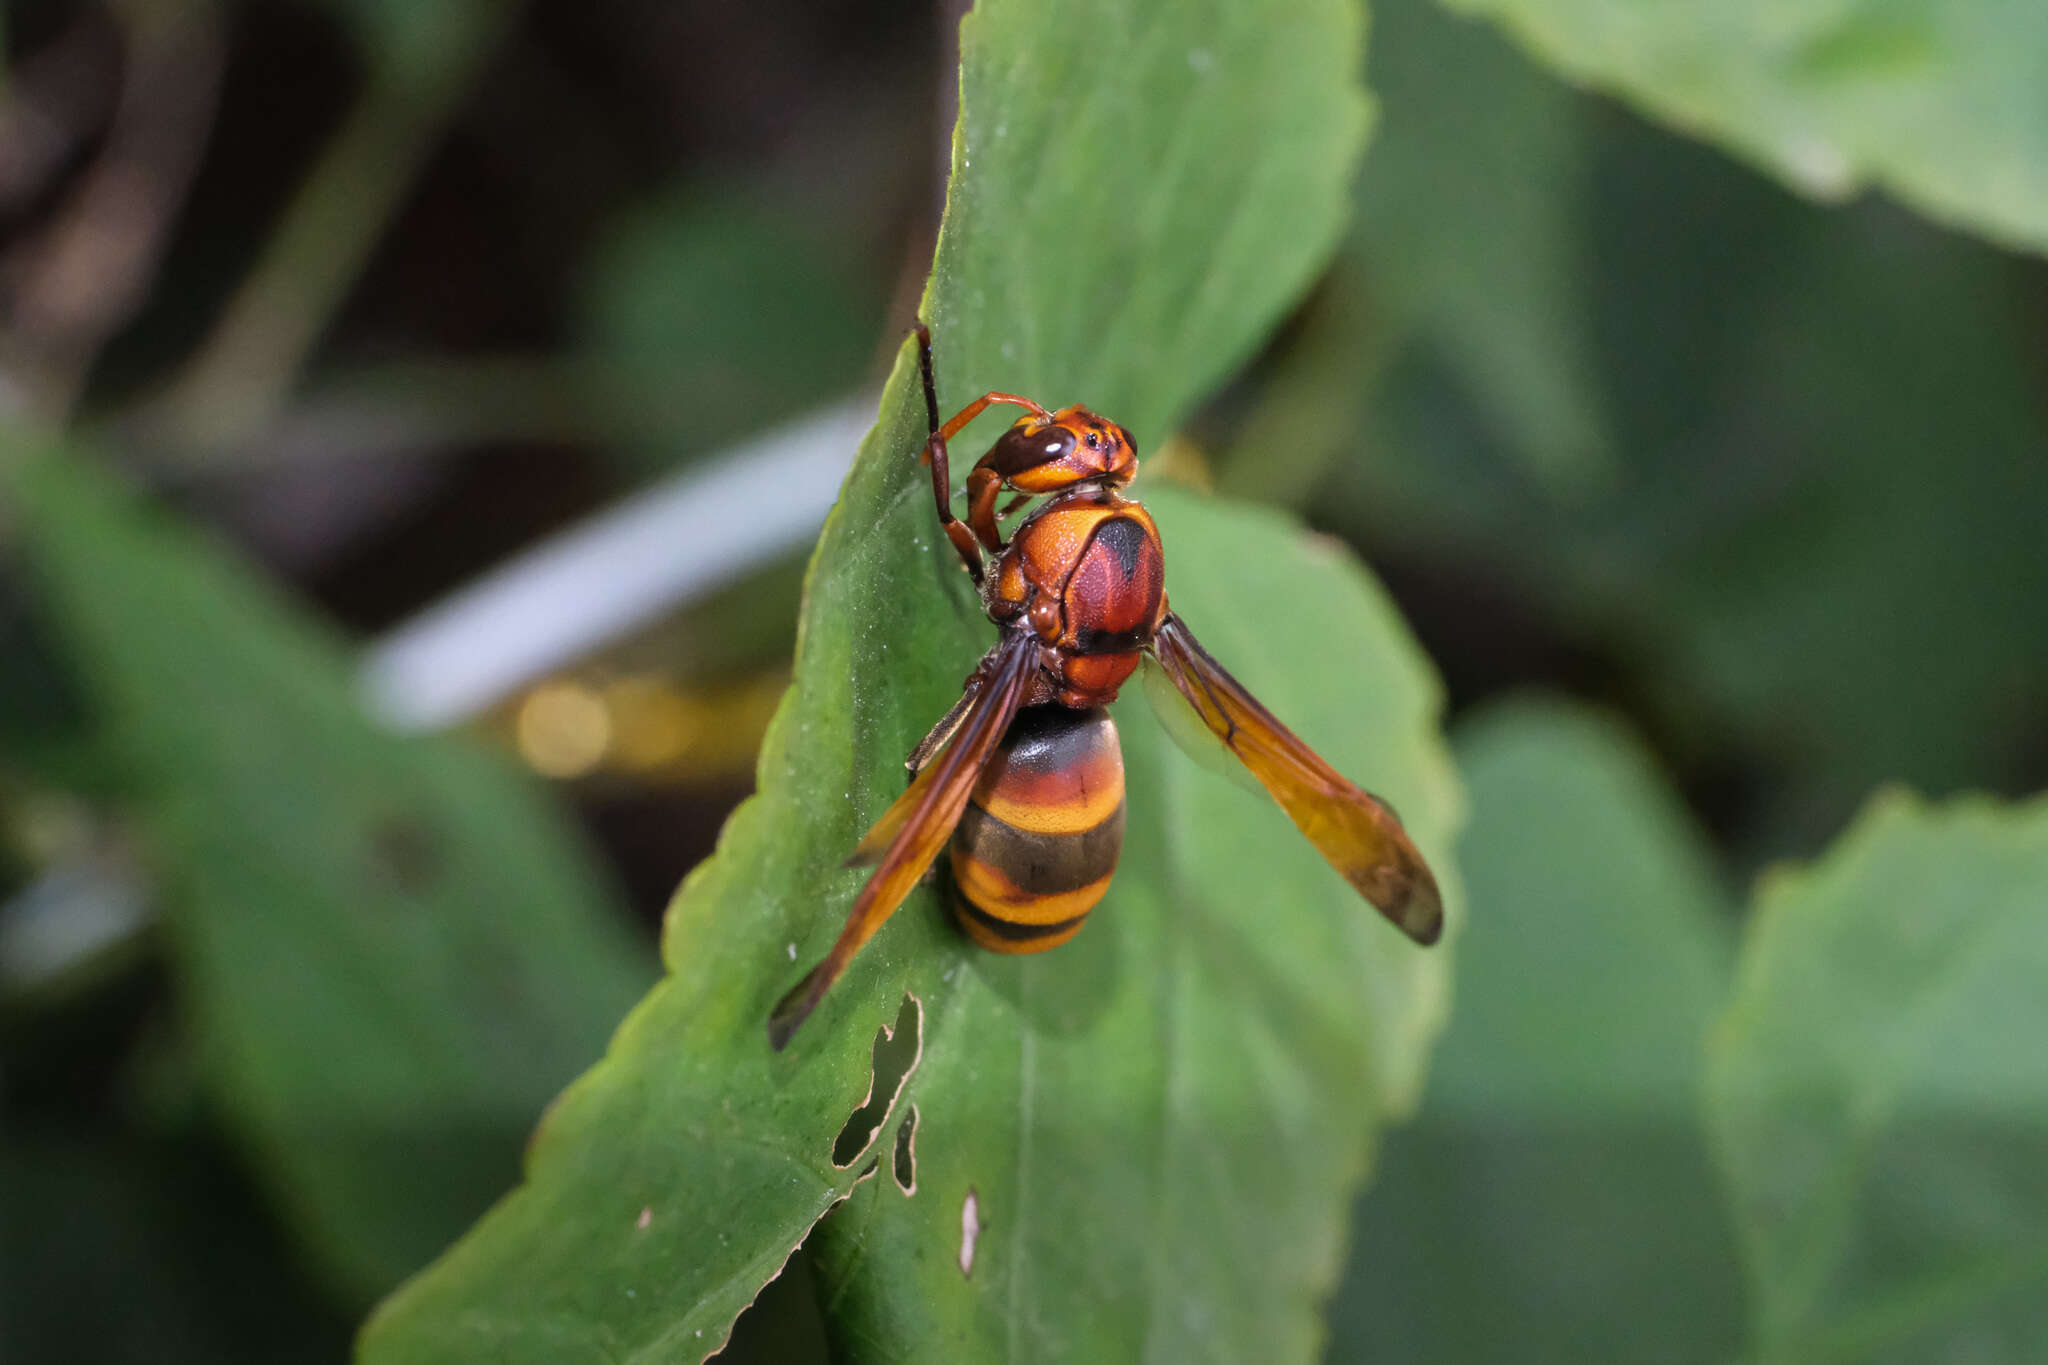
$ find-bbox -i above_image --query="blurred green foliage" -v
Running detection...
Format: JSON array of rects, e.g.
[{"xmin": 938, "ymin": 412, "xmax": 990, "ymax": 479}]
[
  {"xmin": 1256, "ymin": 0, "xmax": 2048, "ymax": 859},
  {"xmin": 1708, "ymin": 792, "xmax": 2048, "ymax": 1363},
  {"xmin": 15, "ymin": 453, "xmax": 652, "ymax": 1301},
  {"xmin": 1335, "ymin": 699, "xmax": 1745, "ymax": 1363},
  {"xmin": 1444, "ymin": 0, "xmax": 2048, "ymax": 256},
  {"xmin": 2, "ymin": 0, "xmax": 2045, "ymax": 1361},
  {"xmin": 575, "ymin": 183, "xmax": 885, "ymax": 474}
]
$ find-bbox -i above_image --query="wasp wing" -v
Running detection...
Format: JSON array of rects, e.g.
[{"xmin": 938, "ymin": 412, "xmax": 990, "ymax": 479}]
[
  {"xmin": 844, "ymin": 682, "xmax": 984, "ymax": 867},
  {"xmin": 769, "ymin": 634, "xmax": 1038, "ymax": 1049},
  {"xmin": 1139, "ymin": 651, "xmax": 1263, "ymax": 795},
  {"xmin": 843, "ymin": 759, "xmax": 944, "ymax": 867},
  {"xmin": 1149, "ymin": 613, "xmax": 1443, "ymax": 945}
]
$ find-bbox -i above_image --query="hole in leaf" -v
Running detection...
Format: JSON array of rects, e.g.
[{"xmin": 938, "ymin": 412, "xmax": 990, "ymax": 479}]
[
  {"xmin": 705, "ymin": 1159, "xmax": 878, "ymax": 1361},
  {"xmin": 830, "ymin": 992, "xmax": 922, "ymax": 1168},
  {"xmin": 707, "ymin": 1242, "xmax": 830, "ymax": 1362},
  {"xmin": 891, "ymin": 1104, "xmax": 919, "ymax": 1195},
  {"xmin": 959, "ymin": 1186, "xmax": 981, "ymax": 1277}
]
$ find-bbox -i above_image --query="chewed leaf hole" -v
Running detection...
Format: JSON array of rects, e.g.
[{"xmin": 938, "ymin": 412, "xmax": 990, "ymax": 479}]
[
  {"xmin": 959, "ymin": 1186, "xmax": 981, "ymax": 1277},
  {"xmin": 891, "ymin": 1104, "xmax": 919, "ymax": 1195},
  {"xmin": 830, "ymin": 992, "xmax": 923, "ymax": 1168}
]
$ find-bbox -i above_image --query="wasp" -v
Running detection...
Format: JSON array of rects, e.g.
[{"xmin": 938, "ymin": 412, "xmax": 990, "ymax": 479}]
[{"xmin": 768, "ymin": 324, "xmax": 1442, "ymax": 1049}]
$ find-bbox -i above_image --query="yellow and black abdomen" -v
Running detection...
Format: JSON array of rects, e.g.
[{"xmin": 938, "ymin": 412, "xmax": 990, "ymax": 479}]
[{"xmin": 949, "ymin": 705, "xmax": 1124, "ymax": 954}]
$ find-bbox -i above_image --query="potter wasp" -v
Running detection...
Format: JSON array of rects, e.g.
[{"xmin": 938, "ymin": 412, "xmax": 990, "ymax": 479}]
[{"xmin": 768, "ymin": 324, "xmax": 1442, "ymax": 1048}]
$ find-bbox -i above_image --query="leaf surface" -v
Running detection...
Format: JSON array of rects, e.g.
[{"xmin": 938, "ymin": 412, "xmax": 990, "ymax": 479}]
[
  {"xmin": 1442, "ymin": 0, "xmax": 2048, "ymax": 256},
  {"xmin": 1332, "ymin": 700, "xmax": 1744, "ymax": 1363},
  {"xmin": 1356, "ymin": 0, "xmax": 1612, "ymax": 494},
  {"xmin": 1707, "ymin": 791, "xmax": 2048, "ymax": 1362},
  {"xmin": 13, "ymin": 455, "xmax": 652, "ymax": 1302}
]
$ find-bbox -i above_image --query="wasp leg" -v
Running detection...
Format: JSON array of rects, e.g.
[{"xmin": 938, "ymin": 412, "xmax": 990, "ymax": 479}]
[
  {"xmin": 913, "ymin": 323, "xmax": 1049, "ymax": 581},
  {"xmin": 923, "ymin": 432, "xmax": 987, "ymax": 584},
  {"xmin": 965, "ymin": 465, "xmax": 1006, "ymax": 552}
]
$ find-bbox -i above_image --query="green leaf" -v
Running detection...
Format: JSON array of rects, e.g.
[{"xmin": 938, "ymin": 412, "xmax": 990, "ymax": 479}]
[
  {"xmin": 1218, "ymin": 0, "xmax": 1614, "ymax": 509},
  {"xmin": 1440, "ymin": 0, "xmax": 2048, "ymax": 257},
  {"xmin": 576, "ymin": 182, "xmax": 884, "ymax": 474},
  {"xmin": 1321, "ymin": 123, "xmax": 2048, "ymax": 847},
  {"xmin": 1706, "ymin": 790, "xmax": 2048, "ymax": 1363},
  {"xmin": 1424, "ymin": 700, "xmax": 1733, "ymax": 1114},
  {"xmin": 1355, "ymin": 0, "xmax": 1613, "ymax": 494},
  {"xmin": 1333, "ymin": 699, "xmax": 1745, "ymax": 1364},
  {"xmin": 809, "ymin": 486, "xmax": 1459, "ymax": 1363},
  {"xmin": 1625, "ymin": 225, "xmax": 2048, "ymax": 826},
  {"xmin": 363, "ymin": 0, "xmax": 1459, "ymax": 1360},
  {"xmin": 922, "ymin": 0, "xmax": 1373, "ymax": 447},
  {"xmin": 12, "ymin": 454, "xmax": 653, "ymax": 1302}
]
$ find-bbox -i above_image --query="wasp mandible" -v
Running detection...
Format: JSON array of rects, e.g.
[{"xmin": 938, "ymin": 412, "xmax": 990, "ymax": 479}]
[{"xmin": 768, "ymin": 324, "xmax": 1442, "ymax": 1048}]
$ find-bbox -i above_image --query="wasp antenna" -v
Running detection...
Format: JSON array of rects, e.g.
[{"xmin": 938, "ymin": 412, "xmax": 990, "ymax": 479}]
[{"xmin": 914, "ymin": 321, "xmax": 940, "ymax": 437}]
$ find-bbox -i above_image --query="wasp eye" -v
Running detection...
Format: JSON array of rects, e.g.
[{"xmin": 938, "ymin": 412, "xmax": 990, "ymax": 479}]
[{"xmin": 992, "ymin": 422, "xmax": 1074, "ymax": 475}]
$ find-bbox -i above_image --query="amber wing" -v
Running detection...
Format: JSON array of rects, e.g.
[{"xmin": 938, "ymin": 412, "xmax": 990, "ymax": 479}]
[
  {"xmin": 843, "ymin": 684, "xmax": 983, "ymax": 867},
  {"xmin": 1149, "ymin": 614, "xmax": 1443, "ymax": 945},
  {"xmin": 768, "ymin": 633, "xmax": 1039, "ymax": 1049}
]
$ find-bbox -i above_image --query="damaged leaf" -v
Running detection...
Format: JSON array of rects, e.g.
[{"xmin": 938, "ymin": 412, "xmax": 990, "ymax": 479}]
[
  {"xmin": 832, "ymin": 994, "xmax": 924, "ymax": 1169},
  {"xmin": 808, "ymin": 486, "xmax": 1458, "ymax": 1362}
]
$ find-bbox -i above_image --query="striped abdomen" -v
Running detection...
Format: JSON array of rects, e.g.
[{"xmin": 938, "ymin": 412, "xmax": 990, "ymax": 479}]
[{"xmin": 949, "ymin": 705, "xmax": 1124, "ymax": 954}]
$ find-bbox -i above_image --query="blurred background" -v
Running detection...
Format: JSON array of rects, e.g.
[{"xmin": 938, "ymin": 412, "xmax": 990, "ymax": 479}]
[{"xmin": 1, "ymin": 0, "xmax": 2043, "ymax": 1361}]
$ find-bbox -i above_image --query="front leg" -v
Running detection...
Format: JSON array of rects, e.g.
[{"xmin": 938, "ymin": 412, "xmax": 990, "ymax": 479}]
[
  {"xmin": 924, "ymin": 432, "xmax": 987, "ymax": 584},
  {"xmin": 965, "ymin": 465, "xmax": 1007, "ymax": 552},
  {"xmin": 914, "ymin": 322, "xmax": 1048, "ymax": 583}
]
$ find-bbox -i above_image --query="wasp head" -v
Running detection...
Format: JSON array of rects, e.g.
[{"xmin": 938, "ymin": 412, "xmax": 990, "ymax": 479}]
[{"xmin": 987, "ymin": 406, "xmax": 1137, "ymax": 493}]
